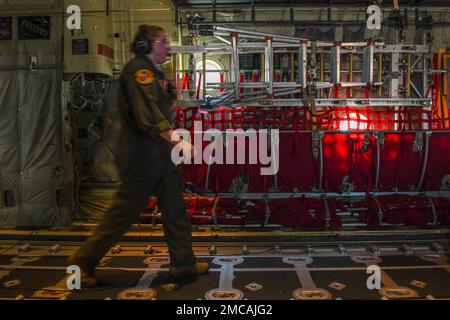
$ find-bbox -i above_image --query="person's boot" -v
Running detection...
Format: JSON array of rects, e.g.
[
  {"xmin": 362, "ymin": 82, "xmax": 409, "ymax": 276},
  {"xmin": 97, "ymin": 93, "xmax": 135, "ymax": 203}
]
[
  {"xmin": 67, "ymin": 254, "xmax": 106, "ymax": 289},
  {"xmin": 169, "ymin": 262, "xmax": 209, "ymax": 279}
]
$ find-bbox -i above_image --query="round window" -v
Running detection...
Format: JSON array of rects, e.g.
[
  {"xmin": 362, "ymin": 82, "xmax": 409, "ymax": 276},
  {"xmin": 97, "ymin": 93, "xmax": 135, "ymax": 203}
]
[{"xmin": 195, "ymin": 59, "xmax": 224, "ymax": 96}]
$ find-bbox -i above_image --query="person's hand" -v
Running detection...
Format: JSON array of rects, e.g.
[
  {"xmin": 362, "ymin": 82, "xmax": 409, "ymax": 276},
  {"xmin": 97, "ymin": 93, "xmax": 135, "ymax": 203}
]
[
  {"xmin": 163, "ymin": 129, "xmax": 198, "ymax": 165},
  {"xmin": 178, "ymin": 139, "xmax": 195, "ymax": 158},
  {"xmin": 174, "ymin": 139, "xmax": 198, "ymax": 166}
]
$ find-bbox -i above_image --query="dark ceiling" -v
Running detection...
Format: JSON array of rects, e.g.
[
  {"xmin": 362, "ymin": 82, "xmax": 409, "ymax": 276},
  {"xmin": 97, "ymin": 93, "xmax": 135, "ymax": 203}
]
[{"xmin": 172, "ymin": 0, "xmax": 450, "ymax": 7}]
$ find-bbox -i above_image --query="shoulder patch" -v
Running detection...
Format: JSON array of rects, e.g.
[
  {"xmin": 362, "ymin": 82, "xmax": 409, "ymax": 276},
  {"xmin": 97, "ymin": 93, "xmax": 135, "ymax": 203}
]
[{"xmin": 135, "ymin": 69, "xmax": 154, "ymax": 85}]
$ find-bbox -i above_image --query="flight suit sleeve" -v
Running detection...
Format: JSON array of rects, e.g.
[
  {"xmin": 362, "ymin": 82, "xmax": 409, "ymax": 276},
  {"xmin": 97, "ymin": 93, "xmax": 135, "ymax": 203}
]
[{"xmin": 121, "ymin": 71, "xmax": 173, "ymax": 137}]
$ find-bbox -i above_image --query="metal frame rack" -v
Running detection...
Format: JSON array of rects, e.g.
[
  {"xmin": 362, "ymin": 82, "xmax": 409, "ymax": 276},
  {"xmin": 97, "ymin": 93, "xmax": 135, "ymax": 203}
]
[
  {"xmin": 170, "ymin": 26, "xmax": 433, "ymax": 112},
  {"xmin": 167, "ymin": 26, "xmax": 449, "ymax": 228}
]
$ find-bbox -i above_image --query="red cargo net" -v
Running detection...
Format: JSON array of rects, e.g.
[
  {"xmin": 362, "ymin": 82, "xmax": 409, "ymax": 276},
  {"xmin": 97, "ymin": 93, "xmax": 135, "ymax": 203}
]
[
  {"xmin": 173, "ymin": 106, "xmax": 447, "ymax": 132},
  {"xmin": 168, "ymin": 103, "xmax": 450, "ymax": 228},
  {"xmin": 174, "ymin": 106, "xmax": 328, "ymax": 131}
]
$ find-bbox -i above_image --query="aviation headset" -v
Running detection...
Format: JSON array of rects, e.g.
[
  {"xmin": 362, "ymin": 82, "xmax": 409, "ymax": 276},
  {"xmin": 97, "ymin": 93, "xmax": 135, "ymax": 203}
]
[{"xmin": 133, "ymin": 25, "xmax": 153, "ymax": 55}]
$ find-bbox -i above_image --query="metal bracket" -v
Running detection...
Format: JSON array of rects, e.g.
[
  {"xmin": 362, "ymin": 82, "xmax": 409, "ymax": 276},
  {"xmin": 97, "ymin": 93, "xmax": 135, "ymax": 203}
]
[
  {"xmin": 291, "ymin": 188, "xmax": 299, "ymax": 199},
  {"xmin": 311, "ymin": 130, "xmax": 322, "ymax": 160},
  {"xmin": 262, "ymin": 195, "xmax": 271, "ymax": 227},
  {"xmin": 298, "ymin": 42, "xmax": 307, "ymax": 87},
  {"xmin": 204, "ymin": 162, "xmax": 212, "ymax": 192},
  {"xmin": 413, "ymin": 131, "xmax": 424, "ymax": 153},
  {"xmin": 425, "ymin": 195, "xmax": 438, "ymax": 226},
  {"xmin": 416, "ymin": 131, "xmax": 431, "ymax": 190},
  {"xmin": 341, "ymin": 175, "xmax": 355, "ymax": 194},
  {"xmin": 231, "ymin": 33, "xmax": 240, "ymax": 100},
  {"xmin": 362, "ymin": 41, "xmax": 375, "ymax": 83},
  {"xmin": 323, "ymin": 196, "xmax": 331, "ymax": 227},
  {"xmin": 29, "ymin": 56, "xmax": 38, "ymax": 72},
  {"xmin": 331, "ymin": 44, "xmax": 341, "ymax": 84},
  {"xmin": 441, "ymin": 175, "xmax": 450, "ymax": 191},
  {"xmin": 374, "ymin": 131, "xmax": 385, "ymax": 148},
  {"xmin": 312, "ymin": 131, "xmax": 324, "ymax": 192},
  {"xmin": 372, "ymin": 195, "xmax": 384, "ymax": 226},
  {"xmin": 361, "ymin": 132, "xmax": 371, "ymax": 153},
  {"xmin": 211, "ymin": 196, "xmax": 220, "ymax": 228},
  {"xmin": 373, "ymin": 131, "xmax": 384, "ymax": 191}
]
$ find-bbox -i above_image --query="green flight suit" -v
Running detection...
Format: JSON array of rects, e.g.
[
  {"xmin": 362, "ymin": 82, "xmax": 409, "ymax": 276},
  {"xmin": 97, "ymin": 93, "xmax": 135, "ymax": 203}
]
[{"xmin": 72, "ymin": 55, "xmax": 196, "ymax": 270}]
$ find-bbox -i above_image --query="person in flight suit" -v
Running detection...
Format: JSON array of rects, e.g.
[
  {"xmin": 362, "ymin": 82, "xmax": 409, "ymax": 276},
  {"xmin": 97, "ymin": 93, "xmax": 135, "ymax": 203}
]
[{"xmin": 68, "ymin": 25, "xmax": 209, "ymax": 288}]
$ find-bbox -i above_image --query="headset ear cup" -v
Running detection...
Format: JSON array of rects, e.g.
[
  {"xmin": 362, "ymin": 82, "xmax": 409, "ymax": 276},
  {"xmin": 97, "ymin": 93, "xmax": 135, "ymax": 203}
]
[
  {"xmin": 147, "ymin": 38, "xmax": 153, "ymax": 54},
  {"xmin": 134, "ymin": 37, "xmax": 152, "ymax": 55}
]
